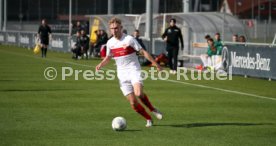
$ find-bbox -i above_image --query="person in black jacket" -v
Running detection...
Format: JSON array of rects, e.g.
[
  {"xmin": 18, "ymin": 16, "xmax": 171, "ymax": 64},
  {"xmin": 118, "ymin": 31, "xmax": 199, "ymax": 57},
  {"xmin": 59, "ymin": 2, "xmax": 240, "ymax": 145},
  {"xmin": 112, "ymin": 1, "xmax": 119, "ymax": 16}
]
[
  {"xmin": 162, "ymin": 18, "xmax": 184, "ymax": 74},
  {"xmin": 133, "ymin": 29, "xmax": 146, "ymax": 50},
  {"xmin": 71, "ymin": 31, "xmax": 81, "ymax": 59},
  {"xmin": 72, "ymin": 21, "xmax": 84, "ymax": 35},
  {"xmin": 38, "ymin": 19, "xmax": 52, "ymax": 58},
  {"xmin": 94, "ymin": 29, "xmax": 108, "ymax": 56},
  {"xmin": 80, "ymin": 29, "xmax": 90, "ymax": 59}
]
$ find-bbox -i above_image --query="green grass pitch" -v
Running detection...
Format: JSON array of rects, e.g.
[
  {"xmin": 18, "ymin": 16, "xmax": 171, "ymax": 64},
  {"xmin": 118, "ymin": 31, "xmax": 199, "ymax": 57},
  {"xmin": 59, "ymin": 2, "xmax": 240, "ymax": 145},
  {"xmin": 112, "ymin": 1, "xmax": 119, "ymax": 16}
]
[{"xmin": 0, "ymin": 45, "xmax": 276, "ymax": 146}]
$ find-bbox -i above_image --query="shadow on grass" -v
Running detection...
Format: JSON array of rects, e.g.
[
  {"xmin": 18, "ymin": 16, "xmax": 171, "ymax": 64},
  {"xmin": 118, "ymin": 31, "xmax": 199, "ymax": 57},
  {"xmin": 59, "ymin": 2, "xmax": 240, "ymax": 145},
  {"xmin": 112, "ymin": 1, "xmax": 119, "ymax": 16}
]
[
  {"xmin": 117, "ymin": 129, "xmax": 142, "ymax": 132},
  {"xmin": 0, "ymin": 89, "xmax": 77, "ymax": 92},
  {"xmin": 155, "ymin": 122, "xmax": 274, "ymax": 128}
]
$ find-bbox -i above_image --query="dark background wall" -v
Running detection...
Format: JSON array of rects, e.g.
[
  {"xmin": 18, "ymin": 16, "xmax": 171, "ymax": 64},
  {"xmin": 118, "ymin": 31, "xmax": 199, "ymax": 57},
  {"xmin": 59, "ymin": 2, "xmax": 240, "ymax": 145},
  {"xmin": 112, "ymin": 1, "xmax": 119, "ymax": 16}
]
[{"xmin": 7, "ymin": 0, "xmax": 223, "ymax": 21}]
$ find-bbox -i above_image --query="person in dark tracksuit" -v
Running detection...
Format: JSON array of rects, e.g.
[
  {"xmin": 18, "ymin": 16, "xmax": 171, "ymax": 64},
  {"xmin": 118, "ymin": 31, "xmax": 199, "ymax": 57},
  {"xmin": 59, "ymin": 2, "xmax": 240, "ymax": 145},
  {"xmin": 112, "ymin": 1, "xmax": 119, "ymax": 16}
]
[
  {"xmin": 38, "ymin": 19, "xmax": 52, "ymax": 58},
  {"xmin": 162, "ymin": 18, "xmax": 184, "ymax": 74},
  {"xmin": 71, "ymin": 31, "xmax": 82, "ymax": 59},
  {"xmin": 94, "ymin": 29, "xmax": 108, "ymax": 56},
  {"xmin": 133, "ymin": 29, "xmax": 146, "ymax": 50},
  {"xmin": 80, "ymin": 29, "xmax": 90, "ymax": 59}
]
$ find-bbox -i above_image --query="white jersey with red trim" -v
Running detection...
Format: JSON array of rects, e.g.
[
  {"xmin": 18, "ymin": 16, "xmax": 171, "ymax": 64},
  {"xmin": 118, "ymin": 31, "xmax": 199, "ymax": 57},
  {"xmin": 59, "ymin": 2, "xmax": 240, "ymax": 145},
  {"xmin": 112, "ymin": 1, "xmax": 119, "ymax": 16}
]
[{"xmin": 106, "ymin": 34, "xmax": 142, "ymax": 70}]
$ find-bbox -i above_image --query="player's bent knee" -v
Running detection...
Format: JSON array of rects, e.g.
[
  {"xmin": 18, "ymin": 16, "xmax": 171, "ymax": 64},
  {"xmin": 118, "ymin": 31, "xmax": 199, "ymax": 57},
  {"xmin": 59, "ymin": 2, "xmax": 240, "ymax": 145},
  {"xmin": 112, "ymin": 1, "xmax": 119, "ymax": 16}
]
[
  {"xmin": 134, "ymin": 92, "xmax": 142, "ymax": 98},
  {"xmin": 134, "ymin": 89, "xmax": 143, "ymax": 97},
  {"xmin": 133, "ymin": 83, "xmax": 143, "ymax": 97}
]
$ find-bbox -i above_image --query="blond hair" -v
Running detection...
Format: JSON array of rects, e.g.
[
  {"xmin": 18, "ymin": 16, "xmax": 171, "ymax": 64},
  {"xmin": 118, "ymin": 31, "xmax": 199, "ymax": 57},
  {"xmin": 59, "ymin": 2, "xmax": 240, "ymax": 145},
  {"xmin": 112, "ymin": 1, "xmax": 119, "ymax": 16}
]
[{"xmin": 109, "ymin": 17, "xmax": 122, "ymax": 25}]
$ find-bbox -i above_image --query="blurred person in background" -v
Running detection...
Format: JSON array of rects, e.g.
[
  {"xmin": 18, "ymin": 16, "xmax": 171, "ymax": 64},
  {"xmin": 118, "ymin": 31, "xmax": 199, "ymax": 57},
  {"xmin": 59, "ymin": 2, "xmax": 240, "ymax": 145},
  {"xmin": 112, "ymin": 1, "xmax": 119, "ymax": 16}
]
[
  {"xmin": 80, "ymin": 29, "xmax": 90, "ymax": 59},
  {"xmin": 162, "ymin": 18, "xmax": 184, "ymax": 74},
  {"xmin": 205, "ymin": 34, "xmax": 211, "ymax": 41},
  {"xmin": 85, "ymin": 21, "xmax": 90, "ymax": 35},
  {"xmin": 199, "ymin": 38, "xmax": 217, "ymax": 70},
  {"xmin": 232, "ymin": 34, "xmax": 239, "ymax": 42},
  {"xmin": 94, "ymin": 29, "xmax": 109, "ymax": 57},
  {"xmin": 196, "ymin": 34, "xmax": 212, "ymax": 70},
  {"xmin": 239, "ymin": 35, "xmax": 246, "ymax": 42},
  {"xmin": 213, "ymin": 33, "xmax": 224, "ymax": 71},
  {"xmin": 207, "ymin": 39, "xmax": 217, "ymax": 57},
  {"xmin": 123, "ymin": 29, "xmax": 128, "ymax": 34},
  {"xmin": 214, "ymin": 33, "xmax": 223, "ymax": 55},
  {"xmin": 38, "ymin": 19, "xmax": 52, "ymax": 58},
  {"xmin": 71, "ymin": 31, "xmax": 81, "ymax": 59},
  {"xmin": 89, "ymin": 30, "xmax": 99, "ymax": 57},
  {"xmin": 133, "ymin": 29, "xmax": 148, "ymax": 66},
  {"xmin": 133, "ymin": 29, "xmax": 146, "ymax": 50},
  {"xmin": 73, "ymin": 21, "xmax": 84, "ymax": 35}
]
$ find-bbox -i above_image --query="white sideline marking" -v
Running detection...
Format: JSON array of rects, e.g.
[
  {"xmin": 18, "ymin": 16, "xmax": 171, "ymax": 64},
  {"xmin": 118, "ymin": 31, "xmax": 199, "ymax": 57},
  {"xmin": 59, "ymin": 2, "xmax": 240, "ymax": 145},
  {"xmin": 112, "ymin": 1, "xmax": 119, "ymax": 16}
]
[
  {"xmin": 165, "ymin": 79, "xmax": 276, "ymax": 101},
  {"xmin": 0, "ymin": 49, "xmax": 275, "ymax": 101}
]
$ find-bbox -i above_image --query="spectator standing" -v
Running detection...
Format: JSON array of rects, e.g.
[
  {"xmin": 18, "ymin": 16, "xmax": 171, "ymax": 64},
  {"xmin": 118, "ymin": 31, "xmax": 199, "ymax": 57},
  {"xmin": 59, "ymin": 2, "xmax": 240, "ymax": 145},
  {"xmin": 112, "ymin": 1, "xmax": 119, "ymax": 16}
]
[
  {"xmin": 133, "ymin": 29, "xmax": 148, "ymax": 65},
  {"xmin": 74, "ymin": 21, "xmax": 83, "ymax": 33},
  {"xmin": 232, "ymin": 34, "xmax": 239, "ymax": 42},
  {"xmin": 239, "ymin": 35, "xmax": 246, "ymax": 42},
  {"xmin": 133, "ymin": 30, "xmax": 146, "ymax": 50},
  {"xmin": 162, "ymin": 18, "xmax": 184, "ymax": 74},
  {"xmin": 85, "ymin": 21, "xmax": 90, "ymax": 35},
  {"xmin": 94, "ymin": 29, "xmax": 109, "ymax": 56},
  {"xmin": 38, "ymin": 19, "xmax": 52, "ymax": 58},
  {"xmin": 71, "ymin": 31, "xmax": 81, "ymax": 59},
  {"xmin": 80, "ymin": 29, "xmax": 90, "ymax": 59},
  {"xmin": 99, "ymin": 30, "xmax": 108, "ymax": 44},
  {"xmin": 214, "ymin": 33, "xmax": 223, "ymax": 55},
  {"xmin": 89, "ymin": 30, "xmax": 100, "ymax": 57}
]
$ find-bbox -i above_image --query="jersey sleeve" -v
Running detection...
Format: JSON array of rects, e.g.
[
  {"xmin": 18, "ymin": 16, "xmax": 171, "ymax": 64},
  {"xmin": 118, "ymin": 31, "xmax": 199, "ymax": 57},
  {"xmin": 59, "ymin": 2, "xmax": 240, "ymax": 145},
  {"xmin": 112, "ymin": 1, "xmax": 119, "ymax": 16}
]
[
  {"xmin": 106, "ymin": 42, "xmax": 112, "ymax": 57},
  {"xmin": 130, "ymin": 37, "xmax": 142, "ymax": 51}
]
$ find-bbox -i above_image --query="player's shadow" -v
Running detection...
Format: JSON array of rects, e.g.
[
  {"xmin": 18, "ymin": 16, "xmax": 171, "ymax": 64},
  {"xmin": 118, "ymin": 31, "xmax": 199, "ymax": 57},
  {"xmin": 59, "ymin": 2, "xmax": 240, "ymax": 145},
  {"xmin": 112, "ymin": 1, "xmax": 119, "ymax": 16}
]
[
  {"xmin": 155, "ymin": 122, "xmax": 273, "ymax": 128},
  {"xmin": 122, "ymin": 129, "xmax": 142, "ymax": 132}
]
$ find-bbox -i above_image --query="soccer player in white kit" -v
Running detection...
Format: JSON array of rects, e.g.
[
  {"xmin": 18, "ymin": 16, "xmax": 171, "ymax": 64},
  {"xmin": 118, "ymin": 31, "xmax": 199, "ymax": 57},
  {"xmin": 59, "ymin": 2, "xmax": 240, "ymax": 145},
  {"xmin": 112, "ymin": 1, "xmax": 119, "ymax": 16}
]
[{"xmin": 96, "ymin": 17, "xmax": 163, "ymax": 127}]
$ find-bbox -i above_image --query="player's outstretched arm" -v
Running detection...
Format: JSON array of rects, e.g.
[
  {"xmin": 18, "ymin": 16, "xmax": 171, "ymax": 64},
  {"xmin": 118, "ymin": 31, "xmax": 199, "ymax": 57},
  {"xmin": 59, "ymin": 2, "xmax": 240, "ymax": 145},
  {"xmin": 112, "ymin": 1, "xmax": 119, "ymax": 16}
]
[
  {"xmin": 96, "ymin": 56, "xmax": 112, "ymax": 71},
  {"xmin": 139, "ymin": 49, "xmax": 162, "ymax": 71}
]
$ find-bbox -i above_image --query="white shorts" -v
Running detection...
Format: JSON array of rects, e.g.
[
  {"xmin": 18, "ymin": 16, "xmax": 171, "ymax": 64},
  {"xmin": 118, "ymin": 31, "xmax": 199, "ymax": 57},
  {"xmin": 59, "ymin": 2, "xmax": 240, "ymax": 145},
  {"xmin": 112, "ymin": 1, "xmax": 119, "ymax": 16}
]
[{"xmin": 117, "ymin": 69, "xmax": 143, "ymax": 96}]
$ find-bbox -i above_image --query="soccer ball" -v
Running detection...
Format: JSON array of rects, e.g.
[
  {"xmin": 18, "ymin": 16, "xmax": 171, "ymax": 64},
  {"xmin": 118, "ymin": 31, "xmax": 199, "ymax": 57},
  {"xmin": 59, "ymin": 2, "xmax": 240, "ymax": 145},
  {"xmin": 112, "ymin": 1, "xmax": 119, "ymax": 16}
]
[{"xmin": 112, "ymin": 117, "xmax": 127, "ymax": 131}]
